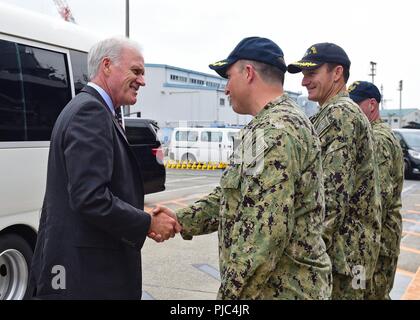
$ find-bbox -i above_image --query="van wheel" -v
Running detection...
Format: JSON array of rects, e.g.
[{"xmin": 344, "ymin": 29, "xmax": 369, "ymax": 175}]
[
  {"xmin": 182, "ymin": 153, "xmax": 196, "ymax": 163},
  {"xmin": 0, "ymin": 234, "xmax": 33, "ymax": 300}
]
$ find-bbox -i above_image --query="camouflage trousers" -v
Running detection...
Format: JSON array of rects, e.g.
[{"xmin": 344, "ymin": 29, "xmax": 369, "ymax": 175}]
[
  {"xmin": 365, "ymin": 255, "xmax": 399, "ymax": 300},
  {"xmin": 331, "ymin": 273, "xmax": 366, "ymax": 300}
]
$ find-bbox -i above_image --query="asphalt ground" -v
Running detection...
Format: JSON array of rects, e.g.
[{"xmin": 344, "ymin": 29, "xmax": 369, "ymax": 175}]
[{"xmin": 142, "ymin": 169, "xmax": 420, "ymax": 300}]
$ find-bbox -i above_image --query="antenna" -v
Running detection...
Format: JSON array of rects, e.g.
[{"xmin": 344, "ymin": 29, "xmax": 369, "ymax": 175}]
[{"xmin": 368, "ymin": 61, "xmax": 377, "ymax": 84}]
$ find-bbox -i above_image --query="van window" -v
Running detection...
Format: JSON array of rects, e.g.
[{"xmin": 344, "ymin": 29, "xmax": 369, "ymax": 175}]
[
  {"xmin": 0, "ymin": 39, "xmax": 72, "ymax": 141},
  {"xmin": 0, "ymin": 39, "xmax": 24, "ymax": 141},
  {"xmin": 19, "ymin": 44, "xmax": 72, "ymax": 141},
  {"xmin": 176, "ymin": 131, "xmax": 198, "ymax": 142},
  {"xmin": 69, "ymin": 50, "xmax": 88, "ymax": 95},
  {"xmin": 201, "ymin": 131, "xmax": 222, "ymax": 142},
  {"xmin": 228, "ymin": 131, "xmax": 239, "ymax": 141}
]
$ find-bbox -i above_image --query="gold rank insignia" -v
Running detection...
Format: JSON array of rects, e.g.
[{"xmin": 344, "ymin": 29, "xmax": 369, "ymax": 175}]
[{"xmin": 210, "ymin": 60, "xmax": 228, "ymax": 67}]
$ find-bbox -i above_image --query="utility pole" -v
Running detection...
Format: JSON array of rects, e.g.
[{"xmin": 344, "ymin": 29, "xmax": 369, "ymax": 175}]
[
  {"xmin": 125, "ymin": 0, "xmax": 130, "ymax": 38},
  {"xmin": 368, "ymin": 61, "xmax": 377, "ymax": 84},
  {"xmin": 123, "ymin": 0, "xmax": 130, "ymax": 118},
  {"xmin": 380, "ymin": 84, "xmax": 384, "ymax": 111},
  {"xmin": 398, "ymin": 80, "xmax": 403, "ymax": 128}
]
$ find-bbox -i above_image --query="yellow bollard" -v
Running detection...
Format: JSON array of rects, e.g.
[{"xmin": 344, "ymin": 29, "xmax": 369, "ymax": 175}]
[
  {"xmin": 191, "ymin": 162, "xmax": 197, "ymax": 170},
  {"xmin": 181, "ymin": 161, "xmax": 187, "ymax": 169}
]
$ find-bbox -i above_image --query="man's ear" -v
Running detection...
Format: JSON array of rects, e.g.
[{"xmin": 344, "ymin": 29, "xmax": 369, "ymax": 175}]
[
  {"xmin": 245, "ymin": 64, "xmax": 256, "ymax": 82},
  {"xmin": 369, "ymin": 98, "xmax": 377, "ymax": 112},
  {"xmin": 102, "ymin": 57, "xmax": 112, "ymax": 75},
  {"xmin": 333, "ymin": 65, "xmax": 343, "ymax": 82}
]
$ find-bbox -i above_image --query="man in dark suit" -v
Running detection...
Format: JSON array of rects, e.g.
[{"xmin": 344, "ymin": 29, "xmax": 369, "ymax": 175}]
[{"xmin": 28, "ymin": 37, "xmax": 180, "ymax": 299}]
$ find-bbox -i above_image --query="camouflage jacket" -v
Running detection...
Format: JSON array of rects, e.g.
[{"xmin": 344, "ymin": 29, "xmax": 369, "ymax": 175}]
[
  {"xmin": 310, "ymin": 91, "xmax": 382, "ymax": 279},
  {"xmin": 372, "ymin": 120, "xmax": 404, "ymax": 257},
  {"xmin": 177, "ymin": 94, "xmax": 332, "ymax": 300}
]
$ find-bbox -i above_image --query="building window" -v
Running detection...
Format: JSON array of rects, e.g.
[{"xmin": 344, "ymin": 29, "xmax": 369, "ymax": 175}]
[
  {"xmin": 206, "ymin": 81, "xmax": 219, "ymax": 88},
  {"xmin": 394, "ymin": 119, "xmax": 398, "ymax": 123},
  {"xmin": 220, "ymin": 98, "xmax": 225, "ymax": 106},
  {"xmin": 190, "ymin": 78, "xmax": 204, "ymax": 85},
  {"xmin": 170, "ymin": 74, "xmax": 187, "ymax": 82}
]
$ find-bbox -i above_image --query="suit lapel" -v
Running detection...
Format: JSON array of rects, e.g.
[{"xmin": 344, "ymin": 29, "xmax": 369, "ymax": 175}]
[{"xmin": 80, "ymin": 86, "xmax": 128, "ymax": 143}]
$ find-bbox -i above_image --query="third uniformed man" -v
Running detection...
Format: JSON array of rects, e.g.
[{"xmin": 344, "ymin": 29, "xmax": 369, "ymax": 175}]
[{"xmin": 349, "ymin": 81, "xmax": 404, "ymax": 299}]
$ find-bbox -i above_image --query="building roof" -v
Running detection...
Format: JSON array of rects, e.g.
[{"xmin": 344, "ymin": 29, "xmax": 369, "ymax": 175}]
[
  {"xmin": 380, "ymin": 108, "xmax": 419, "ymax": 117},
  {"xmin": 146, "ymin": 63, "xmax": 225, "ymax": 81}
]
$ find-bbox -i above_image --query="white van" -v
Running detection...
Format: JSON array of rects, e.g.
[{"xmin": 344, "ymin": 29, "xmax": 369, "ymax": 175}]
[
  {"xmin": 0, "ymin": 2, "xmax": 102, "ymax": 299},
  {"xmin": 168, "ymin": 127, "xmax": 240, "ymax": 163}
]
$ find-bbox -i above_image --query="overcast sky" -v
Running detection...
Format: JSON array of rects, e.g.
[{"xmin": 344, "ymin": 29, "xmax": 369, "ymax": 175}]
[{"xmin": 2, "ymin": 0, "xmax": 418, "ymax": 109}]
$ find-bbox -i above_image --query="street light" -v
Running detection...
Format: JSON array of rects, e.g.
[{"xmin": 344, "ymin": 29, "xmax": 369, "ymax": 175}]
[
  {"xmin": 369, "ymin": 61, "xmax": 377, "ymax": 84},
  {"xmin": 398, "ymin": 80, "xmax": 403, "ymax": 128}
]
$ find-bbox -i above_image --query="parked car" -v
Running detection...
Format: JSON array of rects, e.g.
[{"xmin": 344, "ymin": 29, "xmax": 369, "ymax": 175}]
[
  {"xmin": 393, "ymin": 128, "xmax": 420, "ymax": 178},
  {"xmin": 124, "ymin": 118, "xmax": 166, "ymax": 194}
]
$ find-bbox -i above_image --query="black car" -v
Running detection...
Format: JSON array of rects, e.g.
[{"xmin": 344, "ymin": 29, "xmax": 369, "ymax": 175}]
[
  {"xmin": 393, "ymin": 128, "xmax": 420, "ymax": 178},
  {"xmin": 124, "ymin": 118, "xmax": 166, "ymax": 194}
]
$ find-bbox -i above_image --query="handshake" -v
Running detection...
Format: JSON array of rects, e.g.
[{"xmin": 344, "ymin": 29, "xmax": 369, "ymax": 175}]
[{"xmin": 147, "ymin": 206, "xmax": 182, "ymax": 242}]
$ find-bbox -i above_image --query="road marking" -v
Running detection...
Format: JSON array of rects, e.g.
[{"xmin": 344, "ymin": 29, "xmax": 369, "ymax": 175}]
[
  {"xmin": 405, "ymin": 210, "xmax": 420, "ymax": 215},
  {"xmin": 403, "ymin": 218, "xmax": 420, "ymax": 225},
  {"xmin": 402, "ymin": 267, "xmax": 420, "ymax": 300},
  {"xmin": 401, "ymin": 245, "xmax": 420, "ymax": 255},
  {"xmin": 166, "ymin": 176, "xmax": 210, "ymax": 184},
  {"xmin": 193, "ymin": 264, "xmax": 221, "ymax": 281},
  {"xmin": 169, "ymin": 200, "xmax": 189, "ymax": 207},
  {"xmin": 158, "ymin": 183, "xmax": 219, "ymax": 195},
  {"xmin": 141, "ymin": 291, "xmax": 155, "ymax": 300},
  {"xmin": 402, "ymin": 185, "xmax": 417, "ymax": 194},
  {"xmin": 403, "ymin": 231, "xmax": 420, "ymax": 238},
  {"xmin": 397, "ymin": 268, "xmax": 415, "ymax": 277}
]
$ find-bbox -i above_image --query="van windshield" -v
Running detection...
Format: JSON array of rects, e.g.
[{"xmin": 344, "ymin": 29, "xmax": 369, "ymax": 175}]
[{"xmin": 401, "ymin": 131, "xmax": 420, "ymax": 148}]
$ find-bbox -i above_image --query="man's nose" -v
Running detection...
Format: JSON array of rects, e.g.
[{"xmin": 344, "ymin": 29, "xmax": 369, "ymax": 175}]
[
  {"xmin": 302, "ymin": 76, "xmax": 309, "ymax": 87},
  {"xmin": 137, "ymin": 75, "xmax": 145, "ymax": 86}
]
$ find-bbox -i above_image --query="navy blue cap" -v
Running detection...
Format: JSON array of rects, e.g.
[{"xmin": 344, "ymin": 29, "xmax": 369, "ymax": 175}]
[
  {"xmin": 287, "ymin": 42, "xmax": 351, "ymax": 73},
  {"xmin": 348, "ymin": 81, "xmax": 381, "ymax": 103},
  {"xmin": 209, "ymin": 37, "xmax": 286, "ymax": 78}
]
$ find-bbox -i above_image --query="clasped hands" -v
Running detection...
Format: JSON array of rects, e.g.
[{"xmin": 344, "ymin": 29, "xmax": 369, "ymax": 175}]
[{"xmin": 147, "ymin": 205, "xmax": 181, "ymax": 242}]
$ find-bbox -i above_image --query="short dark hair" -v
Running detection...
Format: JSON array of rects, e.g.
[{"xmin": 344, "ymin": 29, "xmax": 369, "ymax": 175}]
[
  {"xmin": 240, "ymin": 60, "xmax": 285, "ymax": 85},
  {"xmin": 326, "ymin": 63, "xmax": 350, "ymax": 83}
]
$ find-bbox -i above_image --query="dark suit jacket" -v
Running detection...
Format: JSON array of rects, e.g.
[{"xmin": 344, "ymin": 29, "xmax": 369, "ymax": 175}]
[{"xmin": 28, "ymin": 86, "xmax": 151, "ymax": 299}]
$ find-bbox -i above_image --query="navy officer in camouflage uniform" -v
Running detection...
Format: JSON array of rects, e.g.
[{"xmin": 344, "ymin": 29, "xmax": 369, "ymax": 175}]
[
  {"xmin": 349, "ymin": 81, "xmax": 404, "ymax": 299},
  {"xmin": 288, "ymin": 43, "xmax": 382, "ymax": 299},
  {"xmin": 152, "ymin": 37, "xmax": 332, "ymax": 299}
]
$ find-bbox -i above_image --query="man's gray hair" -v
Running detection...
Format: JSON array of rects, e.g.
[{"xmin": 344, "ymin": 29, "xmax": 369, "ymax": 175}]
[{"xmin": 88, "ymin": 37, "xmax": 142, "ymax": 80}]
